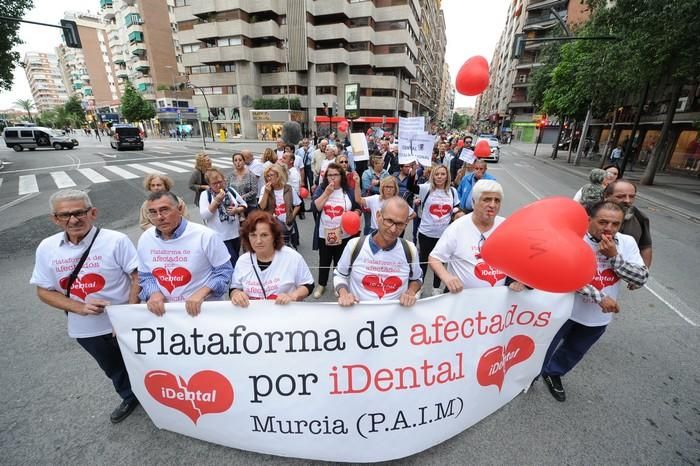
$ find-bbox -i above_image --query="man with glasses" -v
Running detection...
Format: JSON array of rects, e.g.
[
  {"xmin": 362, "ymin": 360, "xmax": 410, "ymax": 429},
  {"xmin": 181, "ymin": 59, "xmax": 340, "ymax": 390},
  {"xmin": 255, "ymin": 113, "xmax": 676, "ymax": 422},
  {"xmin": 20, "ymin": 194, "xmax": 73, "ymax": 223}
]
[
  {"xmin": 334, "ymin": 197, "xmax": 422, "ymax": 306},
  {"xmin": 429, "ymin": 180, "xmax": 507, "ymax": 291},
  {"xmin": 137, "ymin": 191, "xmax": 233, "ymax": 317},
  {"xmin": 30, "ymin": 189, "xmax": 140, "ymax": 423}
]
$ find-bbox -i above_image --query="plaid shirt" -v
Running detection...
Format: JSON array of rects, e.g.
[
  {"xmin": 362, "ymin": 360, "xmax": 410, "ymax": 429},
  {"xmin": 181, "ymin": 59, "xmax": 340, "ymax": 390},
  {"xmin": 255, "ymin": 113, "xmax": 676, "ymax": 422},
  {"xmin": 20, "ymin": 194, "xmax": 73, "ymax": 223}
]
[{"xmin": 577, "ymin": 253, "xmax": 649, "ymax": 303}]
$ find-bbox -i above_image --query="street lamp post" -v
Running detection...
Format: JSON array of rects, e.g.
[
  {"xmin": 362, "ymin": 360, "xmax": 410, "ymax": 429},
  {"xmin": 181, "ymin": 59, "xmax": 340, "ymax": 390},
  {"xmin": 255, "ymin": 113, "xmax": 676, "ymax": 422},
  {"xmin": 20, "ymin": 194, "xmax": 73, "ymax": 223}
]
[{"xmin": 186, "ymin": 82, "xmax": 213, "ymax": 149}]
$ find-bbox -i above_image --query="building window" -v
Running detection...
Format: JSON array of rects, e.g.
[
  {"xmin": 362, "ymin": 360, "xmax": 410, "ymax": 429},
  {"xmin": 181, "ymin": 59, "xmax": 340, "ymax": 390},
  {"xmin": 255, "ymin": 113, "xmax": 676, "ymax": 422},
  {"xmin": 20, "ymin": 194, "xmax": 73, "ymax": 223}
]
[
  {"xmin": 217, "ymin": 36, "xmax": 242, "ymax": 47},
  {"xmin": 348, "ymin": 41, "xmax": 370, "ymax": 52},
  {"xmin": 222, "ymin": 63, "xmax": 236, "ymax": 72},
  {"xmin": 260, "ymin": 63, "xmax": 283, "ymax": 73},
  {"xmin": 316, "ymin": 64, "xmax": 333, "ymax": 73},
  {"xmin": 350, "ymin": 66, "xmax": 372, "ymax": 75},
  {"xmin": 375, "ymin": 20, "xmax": 407, "ymax": 31},
  {"xmin": 174, "ymin": 0, "xmax": 190, "ymax": 6},
  {"xmin": 316, "ymin": 86, "xmax": 337, "ymax": 95},
  {"xmin": 181, "ymin": 43, "xmax": 200, "ymax": 53},
  {"xmin": 348, "ymin": 17, "xmax": 370, "ymax": 28},
  {"xmin": 188, "ymin": 65, "xmax": 216, "ymax": 74}
]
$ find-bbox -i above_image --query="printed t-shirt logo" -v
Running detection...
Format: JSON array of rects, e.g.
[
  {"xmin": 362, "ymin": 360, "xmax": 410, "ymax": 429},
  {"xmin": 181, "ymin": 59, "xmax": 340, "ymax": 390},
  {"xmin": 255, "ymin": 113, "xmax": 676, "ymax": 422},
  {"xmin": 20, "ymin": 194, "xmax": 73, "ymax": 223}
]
[
  {"xmin": 429, "ymin": 204, "xmax": 451, "ymax": 218},
  {"xmin": 474, "ymin": 261, "xmax": 506, "ymax": 286},
  {"xmin": 591, "ymin": 268, "xmax": 619, "ymax": 290},
  {"xmin": 362, "ymin": 275, "xmax": 403, "ymax": 299},
  {"xmin": 153, "ymin": 267, "xmax": 192, "ymax": 293},
  {"xmin": 323, "ymin": 205, "xmax": 345, "ymax": 219},
  {"xmin": 59, "ymin": 273, "xmax": 105, "ymax": 300}
]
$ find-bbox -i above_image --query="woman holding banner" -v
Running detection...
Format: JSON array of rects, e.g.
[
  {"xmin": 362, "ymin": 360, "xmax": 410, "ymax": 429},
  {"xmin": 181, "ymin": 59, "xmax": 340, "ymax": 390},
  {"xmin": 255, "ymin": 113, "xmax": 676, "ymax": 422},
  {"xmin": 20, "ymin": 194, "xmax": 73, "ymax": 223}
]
[{"xmin": 230, "ymin": 211, "xmax": 314, "ymax": 306}]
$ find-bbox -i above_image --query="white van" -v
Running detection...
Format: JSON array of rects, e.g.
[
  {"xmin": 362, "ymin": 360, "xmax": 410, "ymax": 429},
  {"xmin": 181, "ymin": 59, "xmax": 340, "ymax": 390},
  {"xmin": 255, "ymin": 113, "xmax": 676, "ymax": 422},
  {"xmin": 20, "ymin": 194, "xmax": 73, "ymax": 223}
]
[{"xmin": 2, "ymin": 126, "xmax": 79, "ymax": 152}]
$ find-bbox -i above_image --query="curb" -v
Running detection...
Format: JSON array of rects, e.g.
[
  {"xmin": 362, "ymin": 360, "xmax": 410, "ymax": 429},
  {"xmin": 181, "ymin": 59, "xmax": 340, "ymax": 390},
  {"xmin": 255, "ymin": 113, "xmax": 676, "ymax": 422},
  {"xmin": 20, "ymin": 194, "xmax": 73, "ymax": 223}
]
[{"xmin": 537, "ymin": 157, "xmax": 700, "ymax": 223}]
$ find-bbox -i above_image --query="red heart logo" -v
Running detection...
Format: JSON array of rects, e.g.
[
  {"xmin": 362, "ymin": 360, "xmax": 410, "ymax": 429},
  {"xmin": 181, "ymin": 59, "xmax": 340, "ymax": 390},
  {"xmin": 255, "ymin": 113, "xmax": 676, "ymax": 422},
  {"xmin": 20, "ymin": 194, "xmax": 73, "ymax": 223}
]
[
  {"xmin": 152, "ymin": 267, "xmax": 192, "ymax": 293},
  {"xmin": 361, "ymin": 275, "xmax": 403, "ymax": 299},
  {"xmin": 250, "ymin": 294, "xmax": 278, "ymax": 300},
  {"xmin": 476, "ymin": 335, "xmax": 535, "ymax": 391},
  {"xmin": 480, "ymin": 197, "xmax": 596, "ymax": 292},
  {"xmin": 323, "ymin": 205, "xmax": 344, "ymax": 219},
  {"xmin": 591, "ymin": 268, "xmax": 619, "ymax": 290},
  {"xmin": 474, "ymin": 261, "xmax": 506, "ymax": 286},
  {"xmin": 429, "ymin": 204, "xmax": 451, "ymax": 218},
  {"xmin": 59, "ymin": 273, "xmax": 105, "ymax": 300},
  {"xmin": 144, "ymin": 370, "xmax": 234, "ymax": 424},
  {"xmin": 274, "ymin": 204, "xmax": 286, "ymax": 216}
]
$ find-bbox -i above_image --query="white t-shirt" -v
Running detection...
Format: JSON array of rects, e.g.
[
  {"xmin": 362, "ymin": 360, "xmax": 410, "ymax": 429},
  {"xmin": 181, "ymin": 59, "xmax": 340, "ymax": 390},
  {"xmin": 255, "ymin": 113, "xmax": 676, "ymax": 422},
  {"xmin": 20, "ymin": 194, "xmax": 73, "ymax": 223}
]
[
  {"xmin": 249, "ymin": 159, "xmax": 264, "ymax": 193},
  {"xmin": 417, "ymin": 184, "xmax": 459, "ymax": 238},
  {"xmin": 199, "ymin": 188, "xmax": 246, "ymax": 241},
  {"xmin": 319, "ymin": 158, "xmax": 334, "ymax": 185},
  {"xmin": 137, "ymin": 222, "xmax": 231, "ymax": 301},
  {"xmin": 287, "ymin": 167, "xmax": 301, "ymax": 194},
  {"xmin": 430, "ymin": 213, "xmax": 507, "ymax": 289},
  {"xmin": 30, "ymin": 228, "xmax": 138, "ymax": 338},
  {"xmin": 258, "ymin": 187, "xmax": 302, "ymax": 224},
  {"xmin": 334, "ymin": 237, "xmax": 422, "ymax": 302},
  {"xmin": 231, "ymin": 246, "xmax": 314, "ymax": 300},
  {"xmin": 571, "ymin": 233, "xmax": 644, "ymax": 327},
  {"xmin": 318, "ymin": 189, "xmax": 353, "ymax": 239},
  {"xmin": 364, "ymin": 195, "xmax": 414, "ymax": 230}
]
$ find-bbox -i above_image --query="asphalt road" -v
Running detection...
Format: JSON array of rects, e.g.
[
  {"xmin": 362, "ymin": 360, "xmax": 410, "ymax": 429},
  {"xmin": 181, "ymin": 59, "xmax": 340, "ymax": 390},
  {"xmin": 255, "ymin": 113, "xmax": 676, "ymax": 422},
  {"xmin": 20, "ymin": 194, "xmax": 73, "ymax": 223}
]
[{"xmin": 0, "ymin": 136, "xmax": 698, "ymax": 465}]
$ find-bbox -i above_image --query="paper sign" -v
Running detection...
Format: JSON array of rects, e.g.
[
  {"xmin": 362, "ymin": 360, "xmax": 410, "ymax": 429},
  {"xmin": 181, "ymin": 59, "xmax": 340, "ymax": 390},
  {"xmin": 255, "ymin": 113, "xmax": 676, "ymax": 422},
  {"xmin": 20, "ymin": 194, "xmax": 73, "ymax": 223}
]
[
  {"xmin": 399, "ymin": 133, "xmax": 434, "ymax": 166},
  {"xmin": 460, "ymin": 148, "xmax": 476, "ymax": 164},
  {"xmin": 350, "ymin": 133, "xmax": 369, "ymax": 162},
  {"xmin": 398, "ymin": 116, "xmax": 425, "ymax": 140}
]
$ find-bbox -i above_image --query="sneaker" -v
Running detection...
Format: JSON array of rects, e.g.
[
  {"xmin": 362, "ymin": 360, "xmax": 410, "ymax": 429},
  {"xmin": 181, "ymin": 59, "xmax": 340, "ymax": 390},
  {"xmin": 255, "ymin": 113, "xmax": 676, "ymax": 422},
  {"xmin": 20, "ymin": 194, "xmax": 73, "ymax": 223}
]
[
  {"xmin": 110, "ymin": 398, "xmax": 139, "ymax": 423},
  {"xmin": 542, "ymin": 374, "xmax": 566, "ymax": 402},
  {"xmin": 313, "ymin": 285, "xmax": 325, "ymax": 299}
]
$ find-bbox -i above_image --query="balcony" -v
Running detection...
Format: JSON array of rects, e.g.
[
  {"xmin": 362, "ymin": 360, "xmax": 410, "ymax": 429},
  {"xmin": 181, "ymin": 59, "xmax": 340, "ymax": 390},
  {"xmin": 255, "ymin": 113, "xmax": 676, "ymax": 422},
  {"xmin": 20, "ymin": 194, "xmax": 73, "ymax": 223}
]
[
  {"xmin": 128, "ymin": 31, "xmax": 144, "ymax": 43},
  {"xmin": 113, "ymin": 56, "xmax": 126, "ymax": 65},
  {"xmin": 197, "ymin": 45, "xmax": 252, "ymax": 64},
  {"xmin": 134, "ymin": 60, "xmax": 150, "ymax": 73},
  {"xmin": 125, "ymin": 13, "xmax": 143, "ymax": 28},
  {"xmin": 116, "ymin": 69, "xmax": 128, "ymax": 78},
  {"xmin": 101, "ymin": 0, "xmax": 115, "ymax": 19}
]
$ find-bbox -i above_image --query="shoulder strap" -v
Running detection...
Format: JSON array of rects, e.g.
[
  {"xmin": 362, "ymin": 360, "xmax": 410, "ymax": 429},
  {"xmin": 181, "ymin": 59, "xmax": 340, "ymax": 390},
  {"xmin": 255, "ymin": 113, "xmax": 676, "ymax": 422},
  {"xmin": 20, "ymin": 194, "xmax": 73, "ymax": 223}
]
[
  {"xmin": 399, "ymin": 238, "xmax": 416, "ymax": 279},
  {"xmin": 65, "ymin": 227, "xmax": 101, "ymax": 298},
  {"xmin": 348, "ymin": 235, "xmax": 368, "ymax": 274},
  {"xmin": 250, "ymin": 253, "xmax": 267, "ymax": 299}
]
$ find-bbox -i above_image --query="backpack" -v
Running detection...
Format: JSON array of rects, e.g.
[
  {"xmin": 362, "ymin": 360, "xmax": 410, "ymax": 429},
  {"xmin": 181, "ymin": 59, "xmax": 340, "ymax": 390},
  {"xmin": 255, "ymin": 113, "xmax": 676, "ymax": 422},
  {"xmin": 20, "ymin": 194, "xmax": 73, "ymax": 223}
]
[{"xmin": 347, "ymin": 235, "xmax": 417, "ymax": 279}]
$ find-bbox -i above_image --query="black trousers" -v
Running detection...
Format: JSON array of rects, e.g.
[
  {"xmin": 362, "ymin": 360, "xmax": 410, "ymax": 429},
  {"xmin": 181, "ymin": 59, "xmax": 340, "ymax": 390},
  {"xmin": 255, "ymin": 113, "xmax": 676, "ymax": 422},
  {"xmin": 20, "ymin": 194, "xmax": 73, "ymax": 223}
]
[
  {"xmin": 318, "ymin": 237, "xmax": 351, "ymax": 287},
  {"xmin": 77, "ymin": 334, "xmax": 135, "ymax": 402},
  {"xmin": 224, "ymin": 237, "xmax": 241, "ymax": 268},
  {"xmin": 418, "ymin": 232, "xmax": 442, "ymax": 288}
]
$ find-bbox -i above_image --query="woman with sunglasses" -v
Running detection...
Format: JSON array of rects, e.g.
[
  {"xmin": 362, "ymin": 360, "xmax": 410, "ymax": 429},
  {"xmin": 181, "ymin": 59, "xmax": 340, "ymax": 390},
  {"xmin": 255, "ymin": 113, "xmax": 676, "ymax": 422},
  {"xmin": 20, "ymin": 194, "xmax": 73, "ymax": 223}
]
[
  {"xmin": 258, "ymin": 164, "xmax": 302, "ymax": 248},
  {"xmin": 353, "ymin": 174, "xmax": 415, "ymax": 234},
  {"xmin": 311, "ymin": 162, "xmax": 360, "ymax": 298},
  {"xmin": 335, "ymin": 154, "xmax": 357, "ymax": 190}
]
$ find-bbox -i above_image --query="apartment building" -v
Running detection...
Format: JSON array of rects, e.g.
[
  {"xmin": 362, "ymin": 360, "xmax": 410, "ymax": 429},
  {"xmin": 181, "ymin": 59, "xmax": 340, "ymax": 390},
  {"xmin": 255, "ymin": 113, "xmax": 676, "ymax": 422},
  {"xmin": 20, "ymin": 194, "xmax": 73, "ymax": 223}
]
[
  {"xmin": 437, "ymin": 61, "xmax": 454, "ymax": 127},
  {"xmin": 174, "ymin": 0, "xmax": 447, "ymax": 139},
  {"xmin": 56, "ymin": 11, "xmax": 122, "ymax": 113},
  {"xmin": 101, "ymin": 0, "xmax": 196, "ymax": 132},
  {"xmin": 22, "ymin": 52, "xmax": 69, "ymax": 113}
]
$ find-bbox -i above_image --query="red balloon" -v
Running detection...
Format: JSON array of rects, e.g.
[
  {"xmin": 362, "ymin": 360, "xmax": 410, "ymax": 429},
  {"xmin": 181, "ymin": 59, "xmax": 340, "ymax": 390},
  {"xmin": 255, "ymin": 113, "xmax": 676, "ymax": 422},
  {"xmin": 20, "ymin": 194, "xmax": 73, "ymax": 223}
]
[
  {"xmin": 340, "ymin": 211, "xmax": 361, "ymax": 236},
  {"xmin": 456, "ymin": 56, "xmax": 490, "ymax": 96},
  {"xmin": 299, "ymin": 187, "xmax": 309, "ymax": 199},
  {"xmin": 480, "ymin": 197, "xmax": 595, "ymax": 293},
  {"xmin": 457, "ymin": 140, "xmax": 465, "ymax": 148},
  {"xmin": 474, "ymin": 140, "xmax": 491, "ymax": 157},
  {"xmin": 338, "ymin": 120, "xmax": 349, "ymax": 133}
]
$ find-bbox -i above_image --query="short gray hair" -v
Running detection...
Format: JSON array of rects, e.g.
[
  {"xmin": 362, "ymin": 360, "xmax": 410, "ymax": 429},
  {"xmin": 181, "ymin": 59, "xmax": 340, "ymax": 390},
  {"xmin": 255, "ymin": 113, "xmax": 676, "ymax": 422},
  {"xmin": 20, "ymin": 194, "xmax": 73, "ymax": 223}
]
[
  {"xmin": 379, "ymin": 196, "xmax": 409, "ymax": 217},
  {"xmin": 471, "ymin": 179, "xmax": 503, "ymax": 207},
  {"xmin": 49, "ymin": 189, "xmax": 92, "ymax": 212}
]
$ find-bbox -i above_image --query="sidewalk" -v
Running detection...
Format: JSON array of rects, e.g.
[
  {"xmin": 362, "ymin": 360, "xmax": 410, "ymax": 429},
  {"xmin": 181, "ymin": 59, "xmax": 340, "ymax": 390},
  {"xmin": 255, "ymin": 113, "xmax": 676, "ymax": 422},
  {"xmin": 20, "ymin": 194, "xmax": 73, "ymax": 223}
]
[{"xmin": 508, "ymin": 141, "xmax": 700, "ymax": 221}]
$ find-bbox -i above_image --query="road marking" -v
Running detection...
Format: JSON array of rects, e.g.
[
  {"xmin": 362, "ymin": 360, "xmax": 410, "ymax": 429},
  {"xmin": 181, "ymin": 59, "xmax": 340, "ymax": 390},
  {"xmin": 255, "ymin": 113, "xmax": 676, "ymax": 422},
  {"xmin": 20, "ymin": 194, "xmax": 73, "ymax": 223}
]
[
  {"xmin": 502, "ymin": 166, "xmax": 541, "ymax": 199},
  {"xmin": 151, "ymin": 150, "xmax": 172, "ymax": 155},
  {"xmin": 212, "ymin": 157, "xmax": 231, "ymax": 164},
  {"xmin": 514, "ymin": 162, "xmax": 531, "ymax": 168},
  {"xmin": 0, "ymin": 178, "xmax": 3, "ymax": 189},
  {"xmin": 0, "ymin": 193, "xmax": 39, "ymax": 213},
  {"xmin": 168, "ymin": 160, "xmax": 195, "ymax": 168},
  {"xmin": 210, "ymin": 161, "xmax": 229, "ymax": 169},
  {"xmin": 148, "ymin": 161, "xmax": 189, "ymax": 173},
  {"xmin": 50, "ymin": 171, "xmax": 77, "ymax": 189},
  {"xmin": 77, "ymin": 168, "xmax": 110, "ymax": 183},
  {"xmin": 644, "ymin": 277, "xmax": 698, "ymax": 327},
  {"xmin": 127, "ymin": 163, "xmax": 165, "ymax": 174},
  {"xmin": 97, "ymin": 152, "xmax": 117, "ymax": 158},
  {"xmin": 18, "ymin": 175, "xmax": 39, "ymax": 195},
  {"xmin": 103, "ymin": 165, "xmax": 140, "ymax": 180}
]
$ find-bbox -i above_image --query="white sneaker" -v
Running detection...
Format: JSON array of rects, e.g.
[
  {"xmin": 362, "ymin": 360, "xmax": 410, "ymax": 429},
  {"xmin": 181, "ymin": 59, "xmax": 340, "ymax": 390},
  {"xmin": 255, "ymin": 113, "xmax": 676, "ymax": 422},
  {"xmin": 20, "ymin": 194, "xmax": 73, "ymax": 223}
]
[{"xmin": 313, "ymin": 285, "xmax": 325, "ymax": 299}]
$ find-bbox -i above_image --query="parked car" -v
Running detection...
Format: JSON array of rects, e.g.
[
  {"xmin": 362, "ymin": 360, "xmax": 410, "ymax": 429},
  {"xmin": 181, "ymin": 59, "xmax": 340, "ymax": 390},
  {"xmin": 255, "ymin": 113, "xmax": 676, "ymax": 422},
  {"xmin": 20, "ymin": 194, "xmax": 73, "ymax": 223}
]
[
  {"xmin": 2, "ymin": 126, "xmax": 78, "ymax": 151},
  {"xmin": 476, "ymin": 137, "xmax": 500, "ymax": 163},
  {"xmin": 110, "ymin": 125, "xmax": 144, "ymax": 151}
]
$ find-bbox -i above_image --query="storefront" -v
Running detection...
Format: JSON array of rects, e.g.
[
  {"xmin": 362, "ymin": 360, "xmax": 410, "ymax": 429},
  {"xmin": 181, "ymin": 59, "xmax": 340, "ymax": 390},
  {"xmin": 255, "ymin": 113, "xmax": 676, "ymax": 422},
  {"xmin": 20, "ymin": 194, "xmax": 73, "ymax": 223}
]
[
  {"xmin": 155, "ymin": 107, "xmax": 200, "ymax": 137},
  {"xmin": 250, "ymin": 110, "xmax": 307, "ymax": 141},
  {"xmin": 313, "ymin": 116, "xmax": 398, "ymax": 137}
]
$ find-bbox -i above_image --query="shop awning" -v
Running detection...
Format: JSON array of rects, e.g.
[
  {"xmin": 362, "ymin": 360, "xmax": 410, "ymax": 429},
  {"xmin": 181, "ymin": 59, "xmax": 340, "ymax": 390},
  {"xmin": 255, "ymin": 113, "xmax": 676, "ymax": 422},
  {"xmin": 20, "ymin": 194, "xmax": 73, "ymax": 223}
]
[{"xmin": 314, "ymin": 116, "xmax": 399, "ymax": 124}]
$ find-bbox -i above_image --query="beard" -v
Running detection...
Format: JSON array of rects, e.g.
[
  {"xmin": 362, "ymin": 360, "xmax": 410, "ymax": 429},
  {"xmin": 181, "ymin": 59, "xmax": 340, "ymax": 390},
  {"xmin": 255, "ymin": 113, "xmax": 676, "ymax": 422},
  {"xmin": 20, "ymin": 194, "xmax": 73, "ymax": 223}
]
[{"xmin": 623, "ymin": 205, "xmax": 634, "ymax": 221}]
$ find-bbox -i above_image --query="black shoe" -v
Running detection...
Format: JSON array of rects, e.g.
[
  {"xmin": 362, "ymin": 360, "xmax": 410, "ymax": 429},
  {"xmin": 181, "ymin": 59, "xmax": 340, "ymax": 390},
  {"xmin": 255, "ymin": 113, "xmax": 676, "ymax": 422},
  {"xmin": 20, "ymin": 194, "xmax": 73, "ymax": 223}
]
[
  {"xmin": 542, "ymin": 375, "xmax": 566, "ymax": 402},
  {"xmin": 110, "ymin": 398, "xmax": 139, "ymax": 423}
]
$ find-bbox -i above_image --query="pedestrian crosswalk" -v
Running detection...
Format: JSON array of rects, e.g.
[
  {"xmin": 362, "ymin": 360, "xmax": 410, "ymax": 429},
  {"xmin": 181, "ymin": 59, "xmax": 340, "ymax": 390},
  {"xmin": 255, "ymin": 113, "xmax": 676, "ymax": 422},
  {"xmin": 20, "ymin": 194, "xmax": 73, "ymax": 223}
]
[{"xmin": 0, "ymin": 156, "xmax": 234, "ymax": 197}]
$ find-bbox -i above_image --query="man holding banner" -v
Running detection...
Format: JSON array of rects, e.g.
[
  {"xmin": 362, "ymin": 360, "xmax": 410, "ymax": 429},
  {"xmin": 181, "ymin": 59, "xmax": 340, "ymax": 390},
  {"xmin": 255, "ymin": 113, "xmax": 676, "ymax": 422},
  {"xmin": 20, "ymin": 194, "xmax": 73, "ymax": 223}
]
[
  {"xmin": 429, "ymin": 180, "xmax": 507, "ymax": 292},
  {"xmin": 30, "ymin": 189, "xmax": 140, "ymax": 423},
  {"xmin": 334, "ymin": 197, "xmax": 422, "ymax": 306},
  {"xmin": 138, "ymin": 191, "xmax": 233, "ymax": 317}
]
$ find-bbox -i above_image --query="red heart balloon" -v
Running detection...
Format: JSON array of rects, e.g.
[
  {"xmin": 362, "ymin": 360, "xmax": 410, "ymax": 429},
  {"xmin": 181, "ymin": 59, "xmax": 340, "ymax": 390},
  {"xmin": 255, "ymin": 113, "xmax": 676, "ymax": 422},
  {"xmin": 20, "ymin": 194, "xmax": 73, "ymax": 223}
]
[
  {"xmin": 340, "ymin": 211, "xmax": 361, "ymax": 236},
  {"xmin": 456, "ymin": 56, "xmax": 490, "ymax": 96},
  {"xmin": 474, "ymin": 140, "xmax": 491, "ymax": 157},
  {"xmin": 338, "ymin": 120, "xmax": 349, "ymax": 133},
  {"xmin": 299, "ymin": 187, "xmax": 309, "ymax": 199},
  {"xmin": 480, "ymin": 197, "xmax": 595, "ymax": 292}
]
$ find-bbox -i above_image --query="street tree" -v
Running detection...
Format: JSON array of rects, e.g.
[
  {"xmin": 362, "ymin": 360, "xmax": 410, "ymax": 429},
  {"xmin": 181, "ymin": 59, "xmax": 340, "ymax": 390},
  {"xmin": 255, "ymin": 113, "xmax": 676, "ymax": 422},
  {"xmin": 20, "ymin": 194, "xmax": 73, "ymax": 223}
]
[
  {"xmin": 120, "ymin": 80, "xmax": 155, "ymax": 136},
  {"xmin": 14, "ymin": 98, "xmax": 35, "ymax": 122},
  {"xmin": 0, "ymin": 0, "xmax": 34, "ymax": 91},
  {"xmin": 64, "ymin": 95, "xmax": 86, "ymax": 124}
]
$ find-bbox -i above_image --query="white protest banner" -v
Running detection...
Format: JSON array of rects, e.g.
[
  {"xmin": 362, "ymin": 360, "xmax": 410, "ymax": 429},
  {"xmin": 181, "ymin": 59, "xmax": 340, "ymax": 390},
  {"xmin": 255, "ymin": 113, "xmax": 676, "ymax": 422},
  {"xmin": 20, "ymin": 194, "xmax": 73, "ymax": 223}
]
[
  {"xmin": 460, "ymin": 148, "xmax": 476, "ymax": 164},
  {"xmin": 350, "ymin": 133, "xmax": 370, "ymax": 162},
  {"xmin": 398, "ymin": 116, "xmax": 425, "ymax": 140},
  {"xmin": 398, "ymin": 138, "xmax": 416, "ymax": 164},
  {"xmin": 108, "ymin": 288, "xmax": 572, "ymax": 463},
  {"xmin": 413, "ymin": 133, "xmax": 436, "ymax": 167}
]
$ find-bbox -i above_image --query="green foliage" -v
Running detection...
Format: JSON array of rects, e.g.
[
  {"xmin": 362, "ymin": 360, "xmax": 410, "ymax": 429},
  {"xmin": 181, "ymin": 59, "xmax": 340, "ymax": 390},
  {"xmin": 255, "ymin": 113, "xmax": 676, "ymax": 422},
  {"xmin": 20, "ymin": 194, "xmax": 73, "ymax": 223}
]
[
  {"xmin": 120, "ymin": 80, "xmax": 154, "ymax": 122},
  {"xmin": 156, "ymin": 83, "xmax": 171, "ymax": 91},
  {"xmin": 0, "ymin": 0, "xmax": 34, "ymax": 91},
  {"xmin": 64, "ymin": 95, "xmax": 85, "ymax": 123},
  {"xmin": 253, "ymin": 97, "xmax": 302, "ymax": 110},
  {"xmin": 14, "ymin": 98, "xmax": 34, "ymax": 122},
  {"xmin": 451, "ymin": 112, "xmax": 468, "ymax": 130}
]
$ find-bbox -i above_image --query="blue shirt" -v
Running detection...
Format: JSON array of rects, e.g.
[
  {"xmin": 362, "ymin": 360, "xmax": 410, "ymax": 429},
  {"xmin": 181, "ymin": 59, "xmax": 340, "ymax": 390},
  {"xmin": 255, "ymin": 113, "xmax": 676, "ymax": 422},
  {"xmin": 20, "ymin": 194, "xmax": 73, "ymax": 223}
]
[{"xmin": 458, "ymin": 172, "xmax": 496, "ymax": 210}]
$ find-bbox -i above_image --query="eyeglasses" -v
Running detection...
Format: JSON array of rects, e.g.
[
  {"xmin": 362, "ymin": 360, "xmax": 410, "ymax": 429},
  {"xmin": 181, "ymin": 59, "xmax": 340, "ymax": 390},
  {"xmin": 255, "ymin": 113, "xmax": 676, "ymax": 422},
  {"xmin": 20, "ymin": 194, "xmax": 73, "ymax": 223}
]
[
  {"xmin": 326, "ymin": 173, "xmax": 341, "ymax": 178},
  {"xmin": 338, "ymin": 160, "xmax": 349, "ymax": 164},
  {"xmin": 146, "ymin": 207, "xmax": 176, "ymax": 219},
  {"xmin": 381, "ymin": 217, "xmax": 409, "ymax": 229},
  {"xmin": 54, "ymin": 208, "xmax": 91, "ymax": 221}
]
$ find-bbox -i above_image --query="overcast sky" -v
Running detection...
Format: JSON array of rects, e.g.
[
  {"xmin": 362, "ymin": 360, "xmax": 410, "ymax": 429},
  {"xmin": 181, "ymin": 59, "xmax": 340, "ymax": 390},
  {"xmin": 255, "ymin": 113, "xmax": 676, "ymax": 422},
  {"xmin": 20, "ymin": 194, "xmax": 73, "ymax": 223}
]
[{"xmin": 0, "ymin": 0, "xmax": 509, "ymax": 111}]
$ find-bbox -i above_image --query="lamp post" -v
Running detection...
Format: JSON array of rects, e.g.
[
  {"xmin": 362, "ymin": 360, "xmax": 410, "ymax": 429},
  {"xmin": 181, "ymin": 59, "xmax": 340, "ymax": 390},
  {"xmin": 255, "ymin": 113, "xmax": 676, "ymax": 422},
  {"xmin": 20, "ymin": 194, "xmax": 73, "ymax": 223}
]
[{"xmin": 186, "ymin": 82, "xmax": 213, "ymax": 149}]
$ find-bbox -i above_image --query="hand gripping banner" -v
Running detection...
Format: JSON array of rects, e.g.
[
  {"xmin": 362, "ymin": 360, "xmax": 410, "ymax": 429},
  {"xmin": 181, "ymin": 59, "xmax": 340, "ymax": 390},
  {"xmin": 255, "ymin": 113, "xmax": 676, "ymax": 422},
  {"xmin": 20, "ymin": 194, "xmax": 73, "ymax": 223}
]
[{"xmin": 108, "ymin": 288, "xmax": 572, "ymax": 462}]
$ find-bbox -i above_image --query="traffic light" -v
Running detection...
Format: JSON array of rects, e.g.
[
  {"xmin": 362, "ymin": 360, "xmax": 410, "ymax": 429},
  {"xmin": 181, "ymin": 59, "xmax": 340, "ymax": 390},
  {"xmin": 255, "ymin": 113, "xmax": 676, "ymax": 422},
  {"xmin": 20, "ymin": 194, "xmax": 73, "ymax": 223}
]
[
  {"xmin": 60, "ymin": 20, "xmax": 82, "ymax": 49},
  {"xmin": 333, "ymin": 102, "xmax": 339, "ymax": 117}
]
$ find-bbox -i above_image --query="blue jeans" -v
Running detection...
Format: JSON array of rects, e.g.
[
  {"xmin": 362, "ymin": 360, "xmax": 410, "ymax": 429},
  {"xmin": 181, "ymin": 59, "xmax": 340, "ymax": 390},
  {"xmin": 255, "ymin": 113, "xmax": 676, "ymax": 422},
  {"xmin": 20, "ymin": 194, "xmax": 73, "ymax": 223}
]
[
  {"xmin": 77, "ymin": 334, "xmax": 135, "ymax": 401},
  {"xmin": 541, "ymin": 319, "xmax": 607, "ymax": 377}
]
